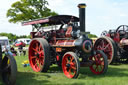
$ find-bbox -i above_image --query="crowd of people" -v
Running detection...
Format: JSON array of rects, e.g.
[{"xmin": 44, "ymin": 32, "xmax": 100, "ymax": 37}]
[{"xmin": 11, "ymin": 41, "xmax": 26, "ymax": 56}]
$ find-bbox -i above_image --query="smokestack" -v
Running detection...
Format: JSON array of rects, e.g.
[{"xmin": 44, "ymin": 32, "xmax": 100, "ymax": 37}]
[{"xmin": 78, "ymin": 3, "xmax": 86, "ymax": 32}]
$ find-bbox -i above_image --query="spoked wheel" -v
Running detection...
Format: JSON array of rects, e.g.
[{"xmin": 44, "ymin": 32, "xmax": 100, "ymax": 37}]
[
  {"xmin": 29, "ymin": 38, "xmax": 50, "ymax": 72},
  {"xmin": 94, "ymin": 36, "xmax": 117, "ymax": 64},
  {"xmin": 62, "ymin": 52, "xmax": 80, "ymax": 78},
  {"xmin": 1, "ymin": 52, "xmax": 17, "ymax": 85},
  {"xmin": 89, "ymin": 50, "xmax": 108, "ymax": 75}
]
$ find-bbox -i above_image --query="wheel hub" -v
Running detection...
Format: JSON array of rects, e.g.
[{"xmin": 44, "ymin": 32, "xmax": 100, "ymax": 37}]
[
  {"xmin": 66, "ymin": 63, "xmax": 70, "ymax": 68},
  {"xmin": 35, "ymin": 53, "xmax": 39, "ymax": 59}
]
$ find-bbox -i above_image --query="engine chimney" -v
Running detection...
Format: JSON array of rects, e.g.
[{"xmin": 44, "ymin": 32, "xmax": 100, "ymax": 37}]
[{"xmin": 78, "ymin": 3, "xmax": 86, "ymax": 32}]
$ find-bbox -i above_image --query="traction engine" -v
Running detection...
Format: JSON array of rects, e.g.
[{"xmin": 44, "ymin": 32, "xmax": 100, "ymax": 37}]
[
  {"xmin": 22, "ymin": 3, "xmax": 108, "ymax": 78},
  {"xmin": 94, "ymin": 25, "xmax": 128, "ymax": 64}
]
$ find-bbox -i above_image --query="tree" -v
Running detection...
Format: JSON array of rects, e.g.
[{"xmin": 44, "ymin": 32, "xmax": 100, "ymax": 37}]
[
  {"xmin": 88, "ymin": 34, "xmax": 97, "ymax": 38},
  {"xmin": 0, "ymin": 32, "xmax": 30, "ymax": 42},
  {"xmin": 7, "ymin": 0, "xmax": 58, "ymax": 30}
]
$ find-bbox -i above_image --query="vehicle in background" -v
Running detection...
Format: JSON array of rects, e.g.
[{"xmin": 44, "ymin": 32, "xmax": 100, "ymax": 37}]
[
  {"xmin": 94, "ymin": 25, "xmax": 128, "ymax": 64},
  {"xmin": 0, "ymin": 36, "xmax": 10, "ymax": 52},
  {"xmin": 17, "ymin": 38, "xmax": 31, "ymax": 45},
  {"xmin": 14, "ymin": 41, "xmax": 26, "ymax": 47}
]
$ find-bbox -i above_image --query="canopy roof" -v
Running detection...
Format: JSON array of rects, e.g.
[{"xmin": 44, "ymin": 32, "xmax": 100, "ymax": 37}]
[{"xmin": 22, "ymin": 15, "xmax": 79, "ymax": 26}]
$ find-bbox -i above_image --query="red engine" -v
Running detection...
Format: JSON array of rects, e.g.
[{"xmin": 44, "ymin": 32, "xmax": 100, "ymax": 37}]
[
  {"xmin": 22, "ymin": 3, "xmax": 108, "ymax": 79},
  {"xmin": 95, "ymin": 25, "xmax": 128, "ymax": 64}
]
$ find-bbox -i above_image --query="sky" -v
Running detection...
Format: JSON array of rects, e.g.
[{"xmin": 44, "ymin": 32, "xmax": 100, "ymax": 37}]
[{"xmin": 0, "ymin": 0, "xmax": 128, "ymax": 37}]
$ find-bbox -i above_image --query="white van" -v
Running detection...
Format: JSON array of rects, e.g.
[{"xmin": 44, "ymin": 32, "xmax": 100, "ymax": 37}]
[
  {"xmin": 17, "ymin": 38, "xmax": 31, "ymax": 45},
  {"xmin": 0, "ymin": 36, "xmax": 10, "ymax": 51}
]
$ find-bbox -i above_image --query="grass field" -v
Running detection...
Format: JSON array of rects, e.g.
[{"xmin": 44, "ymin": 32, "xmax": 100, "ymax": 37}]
[{"xmin": 0, "ymin": 54, "xmax": 128, "ymax": 85}]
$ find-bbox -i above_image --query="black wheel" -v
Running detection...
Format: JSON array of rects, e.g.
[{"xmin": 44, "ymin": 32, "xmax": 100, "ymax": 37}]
[
  {"xmin": 89, "ymin": 50, "xmax": 108, "ymax": 75},
  {"xmin": 94, "ymin": 36, "xmax": 117, "ymax": 64},
  {"xmin": 29, "ymin": 38, "xmax": 50, "ymax": 72},
  {"xmin": 62, "ymin": 52, "xmax": 80, "ymax": 78},
  {"xmin": 1, "ymin": 52, "xmax": 17, "ymax": 85}
]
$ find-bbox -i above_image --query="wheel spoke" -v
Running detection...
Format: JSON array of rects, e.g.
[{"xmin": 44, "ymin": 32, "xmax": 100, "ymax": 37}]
[
  {"xmin": 70, "ymin": 61, "xmax": 74, "ymax": 65},
  {"xmin": 100, "ymin": 60, "xmax": 104, "ymax": 65},
  {"xmin": 95, "ymin": 65, "xmax": 98, "ymax": 71},
  {"xmin": 70, "ymin": 57, "xmax": 74, "ymax": 62},
  {"xmin": 97, "ymin": 66, "xmax": 100, "ymax": 72},
  {"xmin": 39, "ymin": 50, "xmax": 44, "ymax": 56},
  {"xmin": 101, "ymin": 40, "xmax": 105, "ymax": 48},
  {"xmin": 30, "ymin": 56, "xmax": 36, "ymax": 59},
  {"xmin": 35, "ymin": 59, "xmax": 40, "ymax": 68},
  {"xmin": 71, "ymin": 66, "xmax": 76, "ymax": 70},
  {"xmin": 32, "ymin": 47, "xmax": 38, "ymax": 52},
  {"xmin": 66, "ymin": 58, "xmax": 69, "ymax": 63},
  {"xmin": 36, "ymin": 43, "xmax": 39, "ymax": 51},
  {"xmin": 34, "ymin": 64, "xmax": 39, "ymax": 70},
  {"xmin": 94, "ymin": 56, "xmax": 98, "ymax": 62},
  {"xmin": 104, "ymin": 44, "xmax": 110, "ymax": 50},
  {"xmin": 39, "ymin": 44, "xmax": 42, "ymax": 51},
  {"xmin": 100, "ymin": 65, "xmax": 103, "ymax": 70},
  {"xmin": 39, "ymin": 58, "xmax": 44, "ymax": 65},
  {"xmin": 68, "ymin": 68, "xmax": 71, "ymax": 74}
]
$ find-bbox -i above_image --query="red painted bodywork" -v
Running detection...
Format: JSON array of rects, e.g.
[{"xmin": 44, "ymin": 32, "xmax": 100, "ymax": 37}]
[
  {"xmin": 52, "ymin": 40, "xmax": 75, "ymax": 47},
  {"xmin": 106, "ymin": 33, "xmax": 120, "ymax": 43}
]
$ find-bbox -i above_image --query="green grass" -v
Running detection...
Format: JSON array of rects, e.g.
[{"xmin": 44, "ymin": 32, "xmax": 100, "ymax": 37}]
[{"xmin": 1, "ymin": 54, "xmax": 128, "ymax": 85}]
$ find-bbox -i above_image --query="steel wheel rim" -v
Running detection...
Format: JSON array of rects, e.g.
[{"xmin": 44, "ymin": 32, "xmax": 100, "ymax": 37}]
[
  {"xmin": 94, "ymin": 38, "xmax": 113, "ymax": 64},
  {"xmin": 29, "ymin": 40, "xmax": 44, "ymax": 72},
  {"xmin": 89, "ymin": 53, "xmax": 105, "ymax": 74},
  {"xmin": 62, "ymin": 54, "xmax": 77, "ymax": 78}
]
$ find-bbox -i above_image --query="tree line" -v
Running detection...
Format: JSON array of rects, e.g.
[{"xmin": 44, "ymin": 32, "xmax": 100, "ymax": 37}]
[
  {"xmin": 0, "ymin": 32, "xmax": 97, "ymax": 40},
  {"xmin": 0, "ymin": 32, "xmax": 30, "ymax": 41}
]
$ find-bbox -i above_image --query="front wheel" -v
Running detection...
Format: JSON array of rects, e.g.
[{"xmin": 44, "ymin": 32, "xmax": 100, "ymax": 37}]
[
  {"xmin": 89, "ymin": 50, "xmax": 108, "ymax": 75},
  {"xmin": 62, "ymin": 52, "xmax": 80, "ymax": 78}
]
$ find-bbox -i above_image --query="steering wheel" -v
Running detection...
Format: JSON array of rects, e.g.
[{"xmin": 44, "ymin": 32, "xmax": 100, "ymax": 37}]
[
  {"xmin": 116, "ymin": 25, "xmax": 128, "ymax": 33},
  {"xmin": 101, "ymin": 30, "xmax": 108, "ymax": 36},
  {"xmin": 116, "ymin": 25, "xmax": 128, "ymax": 39}
]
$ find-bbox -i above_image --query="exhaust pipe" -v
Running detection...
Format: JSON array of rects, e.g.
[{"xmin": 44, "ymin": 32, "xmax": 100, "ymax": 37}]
[{"xmin": 78, "ymin": 3, "xmax": 86, "ymax": 32}]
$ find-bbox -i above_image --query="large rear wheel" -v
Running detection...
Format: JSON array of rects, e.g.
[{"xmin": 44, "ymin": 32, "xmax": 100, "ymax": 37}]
[
  {"xmin": 94, "ymin": 36, "xmax": 117, "ymax": 64},
  {"xmin": 29, "ymin": 38, "xmax": 50, "ymax": 72},
  {"xmin": 62, "ymin": 52, "xmax": 80, "ymax": 78},
  {"xmin": 89, "ymin": 50, "xmax": 108, "ymax": 75}
]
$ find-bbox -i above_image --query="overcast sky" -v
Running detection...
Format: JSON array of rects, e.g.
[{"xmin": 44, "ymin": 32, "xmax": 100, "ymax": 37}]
[{"xmin": 0, "ymin": 0, "xmax": 128, "ymax": 37}]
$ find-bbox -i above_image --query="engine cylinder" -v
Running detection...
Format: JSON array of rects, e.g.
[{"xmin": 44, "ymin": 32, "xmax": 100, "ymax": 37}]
[{"xmin": 82, "ymin": 40, "xmax": 93, "ymax": 53}]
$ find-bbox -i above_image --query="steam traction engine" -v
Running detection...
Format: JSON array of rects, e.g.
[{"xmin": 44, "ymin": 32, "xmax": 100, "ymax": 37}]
[
  {"xmin": 94, "ymin": 25, "xmax": 128, "ymax": 64},
  {"xmin": 22, "ymin": 3, "xmax": 108, "ymax": 78}
]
